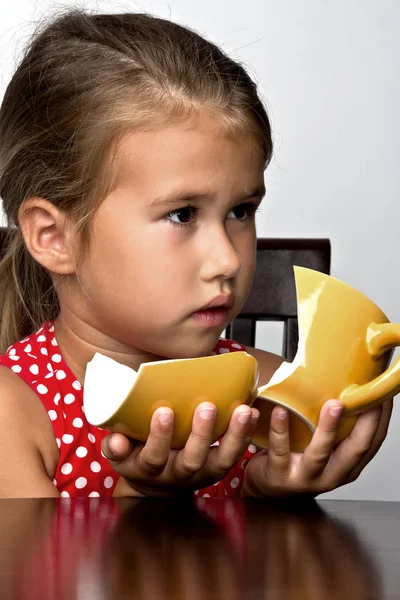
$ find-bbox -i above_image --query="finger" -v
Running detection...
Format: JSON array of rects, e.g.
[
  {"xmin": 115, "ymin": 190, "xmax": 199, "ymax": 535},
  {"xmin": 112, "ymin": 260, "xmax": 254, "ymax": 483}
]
[
  {"xmin": 345, "ymin": 398, "xmax": 393, "ymax": 482},
  {"xmin": 266, "ymin": 405, "xmax": 291, "ymax": 474},
  {"xmin": 209, "ymin": 405, "xmax": 259, "ymax": 477},
  {"xmin": 301, "ymin": 400, "xmax": 344, "ymax": 478},
  {"xmin": 101, "ymin": 433, "xmax": 135, "ymax": 464},
  {"xmin": 248, "ymin": 407, "xmax": 261, "ymax": 441},
  {"xmin": 137, "ymin": 408, "xmax": 174, "ymax": 476},
  {"xmin": 172, "ymin": 403, "xmax": 217, "ymax": 478},
  {"xmin": 329, "ymin": 401, "xmax": 390, "ymax": 485}
]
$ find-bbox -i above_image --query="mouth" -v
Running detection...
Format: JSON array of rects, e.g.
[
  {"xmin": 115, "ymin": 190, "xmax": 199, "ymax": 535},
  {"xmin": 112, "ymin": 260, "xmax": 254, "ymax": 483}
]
[
  {"xmin": 198, "ymin": 294, "xmax": 234, "ymax": 311},
  {"xmin": 190, "ymin": 294, "xmax": 234, "ymax": 328}
]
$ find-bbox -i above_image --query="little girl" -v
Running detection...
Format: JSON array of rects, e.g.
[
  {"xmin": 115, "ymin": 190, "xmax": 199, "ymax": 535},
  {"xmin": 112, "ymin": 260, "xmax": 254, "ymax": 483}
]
[{"xmin": 0, "ymin": 10, "xmax": 392, "ymax": 498}]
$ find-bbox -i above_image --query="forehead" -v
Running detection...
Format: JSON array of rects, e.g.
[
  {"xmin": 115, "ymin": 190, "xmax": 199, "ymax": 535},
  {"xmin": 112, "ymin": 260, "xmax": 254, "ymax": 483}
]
[{"xmin": 112, "ymin": 116, "xmax": 266, "ymax": 197}]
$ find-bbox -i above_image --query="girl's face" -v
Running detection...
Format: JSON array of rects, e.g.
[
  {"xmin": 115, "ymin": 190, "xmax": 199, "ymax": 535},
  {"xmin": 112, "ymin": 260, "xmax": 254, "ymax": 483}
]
[{"xmin": 75, "ymin": 114, "xmax": 266, "ymax": 359}]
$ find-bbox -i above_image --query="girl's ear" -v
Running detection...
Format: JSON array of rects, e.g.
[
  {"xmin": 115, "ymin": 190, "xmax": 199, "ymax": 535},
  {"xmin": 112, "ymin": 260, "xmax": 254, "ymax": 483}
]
[{"xmin": 18, "ymin": 198, "xmax": 78, "ymax": 275}]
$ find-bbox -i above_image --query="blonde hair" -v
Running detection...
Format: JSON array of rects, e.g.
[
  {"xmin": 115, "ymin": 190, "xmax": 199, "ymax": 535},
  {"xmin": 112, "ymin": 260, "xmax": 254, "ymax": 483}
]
[{"xmin": 0, "ymin": 10, "xmax": 273, "ymax": 352}]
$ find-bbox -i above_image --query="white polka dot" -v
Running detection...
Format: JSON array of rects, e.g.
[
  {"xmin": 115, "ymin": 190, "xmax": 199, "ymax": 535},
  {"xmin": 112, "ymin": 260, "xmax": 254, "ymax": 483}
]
[
  {"xmin": 51, "ymin": 354, "xmax": 62, "ymax": 363},
  {"xmin": 89, "ymin": 491, "xmax": 100, "ymax": 497},
  {"xmin": 72, "ymin": 380, "xmax": 82, "ymax": 391},
  {"xmin": 248, "ymin": 444, "xmax": 257, "ymax": 454},
  {"xmin": 230, "ymin": 477, "xmax": 240, "ymax": 488},
  {"xmin": 60, "ymin": 491, "xmax": 70, "ymax": 497},
  {"xmin": 218, "ymin": 347, "xmax": 230, "ymax": 354},
  {"xmin": 88, "ymin": 433, "xmax": 95, "ymax": 444},
  {"xmin": 51, "ymin": 337, "xmax": 58, "ymax": 346},
  {"xmin": 48, "ymin": 325, "xmax": 54, "ymax": 332},
  {"xmin": 104, "ymin": 476, "xmax": 114, "ymax": 489},
  {"xmin": 40, "ymin": 348, "xmax": 48, "ymax": 355},
  {"xmin": 62, "ymin": 434, "xmax": 74, "ymax": 444},
  {"xmin": 9, "ymin": 355, "xmax": 20, "ymax": 361},
  {"xmin": 11, "ymin": 365, "xmax": 22, "ymax": 373},
  {"xmin": 29, "ymin": 364, "xmax": 39, "ymax": 375},
  {"xmin": 76, "ymin": 446, "xmax": 88, "ymax": 458},
  {"xmin": 241, "ymin": 459, "xmax": 249, "ymax": 470},
  {"xmin": 9, "ymin": 348, "xmax": 16, "ymax": 355},
  {"xmin": 202, "ymin": 493, "xmax": 211, "ymax": 497},
  {"xmin": 53, "ymin": 479, "xmax": 57, "ymax": 486},
  {"xmin": 100, "ymin": 450, "xmax": 106, "ymax": 459},
  {"xmin": 37, "ymin": 335, "xmax": 46, "ymax": 342},
  {"xmin": 54, "ymin": 393, "xmax": 61, "ymax": 405},
  {"xmin": 90, "ymin": 461, "xmax": 101, "ymax": 473},
  {"xmin": 194, "ymin": 490, "xmax": 199, "ymax": 495},
  {"xmin": 73, "ymin": 417, "xmax": 83, "ymax": 428},
  {"xmin": 231, "ymin": 343, "xmax": 242, "ymax": 349},
  {"xmin": 61, "ymin": 463, "xmax": 73, "ymax": 475},
  {"xmin": 81, "ymin": 405, "xmax": 85, "ymax": 414},
  {"xmin": 23, "ymin": 344, "xmax": 32, "ymax": 353},
  {"xmin": 64, "ymin": 393, "xmax": 75, "ymax": 404},
  {"xmin": 48, "ymin": 410, "xmax": 57, "ymax": 421},
  {"xmin": 56, "ymin": 370, "xmax": 66, "ymax": 380},
  {"xmin": 75, "ymin": 477, "xmax": 87, "ymax": 489},
  {"xmin": 37, "ymin": 384, "xmax": 48, "ymax": 395},
  {"xmin": 47, "ymin": 363, "xmax": 54, "ymax": 372},
  {"xmin": 56, "ymin": 438, "xmax": 61, "ymax": 448}
]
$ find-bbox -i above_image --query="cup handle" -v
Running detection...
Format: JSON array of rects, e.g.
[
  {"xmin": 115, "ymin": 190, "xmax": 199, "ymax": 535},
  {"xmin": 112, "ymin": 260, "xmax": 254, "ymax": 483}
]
[{"xmin": 341, "ymin": 323, "xmax": 400, "ymax": 415}]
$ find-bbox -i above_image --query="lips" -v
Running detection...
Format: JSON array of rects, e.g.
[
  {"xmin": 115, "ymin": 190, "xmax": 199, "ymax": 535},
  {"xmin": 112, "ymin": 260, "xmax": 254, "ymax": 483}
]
[{"xmin": 198, "ymin": 294, "xmax": 234, "ymax": 311}]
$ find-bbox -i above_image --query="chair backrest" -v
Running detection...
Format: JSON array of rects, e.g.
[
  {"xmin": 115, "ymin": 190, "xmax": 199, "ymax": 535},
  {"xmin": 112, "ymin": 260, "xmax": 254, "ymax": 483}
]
[{"xmin": 225, "ymin": 238, "xmax": 331, "ymax": 361}]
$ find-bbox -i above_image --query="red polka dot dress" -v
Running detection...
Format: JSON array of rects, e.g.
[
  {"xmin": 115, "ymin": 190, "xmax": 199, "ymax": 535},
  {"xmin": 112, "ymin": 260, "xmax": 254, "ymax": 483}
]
[{"xmin": 0, "ymin": 321, "xmax": 258, "ymax": 497}]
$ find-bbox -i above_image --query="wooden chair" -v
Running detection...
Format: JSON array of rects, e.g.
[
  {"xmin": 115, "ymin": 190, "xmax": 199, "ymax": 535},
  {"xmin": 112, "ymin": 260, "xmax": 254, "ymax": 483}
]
[{"xmin": 225, "ymin": 238, "xmax": 331, "ymax": 361}]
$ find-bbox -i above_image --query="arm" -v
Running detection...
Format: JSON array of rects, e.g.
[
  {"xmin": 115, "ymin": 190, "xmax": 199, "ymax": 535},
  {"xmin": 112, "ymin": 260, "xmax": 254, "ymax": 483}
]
[
  {"xmin": 244, "ymin": 346, "xmax": 285, "ymax": 386},
  {"xmin": 0, "ymin": 367, "xmax": 60, "ymax": 497}
]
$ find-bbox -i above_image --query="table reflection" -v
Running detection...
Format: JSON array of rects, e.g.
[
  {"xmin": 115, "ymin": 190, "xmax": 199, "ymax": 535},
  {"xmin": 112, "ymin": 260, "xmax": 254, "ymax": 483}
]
[{"xmin": 0, "ymin": 496, "xmax": 383, "ymax": 599}]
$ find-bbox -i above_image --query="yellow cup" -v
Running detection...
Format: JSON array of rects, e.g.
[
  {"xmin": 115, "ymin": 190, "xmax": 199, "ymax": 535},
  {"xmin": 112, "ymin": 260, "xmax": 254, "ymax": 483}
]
[
  {"xmin": 253, "ymin": 266, "xmax": 400, "ymax": 451},
  {"xmin": 84, "ymin": 351, "xmax": 259, "ymax": 449}
]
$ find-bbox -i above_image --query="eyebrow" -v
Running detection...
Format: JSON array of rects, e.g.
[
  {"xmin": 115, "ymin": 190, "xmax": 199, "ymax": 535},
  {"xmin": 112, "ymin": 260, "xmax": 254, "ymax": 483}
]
[{"xmin": 150, "ymin": 184, "xmax": 266, "ymax": 207}]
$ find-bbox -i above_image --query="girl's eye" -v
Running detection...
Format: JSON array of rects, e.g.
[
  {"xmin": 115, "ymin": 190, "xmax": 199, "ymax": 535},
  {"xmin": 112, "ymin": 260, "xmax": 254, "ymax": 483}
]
[
  {"xmin": 164, "ymin": 201, "xmax": 260, "ymax": 228},
  {"xmin": 227, "ymin": 202, "xmax": 260, "ymax": 221},
  {"xmin": 164, "ymin": 206, "xmax": 197, "ymax": 227}
]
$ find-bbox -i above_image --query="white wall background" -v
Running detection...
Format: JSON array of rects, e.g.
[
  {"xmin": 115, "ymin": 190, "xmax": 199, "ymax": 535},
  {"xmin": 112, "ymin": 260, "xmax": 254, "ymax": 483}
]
[{"xmin": 0, "ymin": 0, "xmax": 399, "ymax": 500}]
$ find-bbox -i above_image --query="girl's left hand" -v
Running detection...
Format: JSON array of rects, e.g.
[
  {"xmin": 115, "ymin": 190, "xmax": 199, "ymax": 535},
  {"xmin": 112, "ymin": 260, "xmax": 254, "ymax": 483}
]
[{"xmin": 242, "ymin": 398, "xmax": 393, "ymax": 498}]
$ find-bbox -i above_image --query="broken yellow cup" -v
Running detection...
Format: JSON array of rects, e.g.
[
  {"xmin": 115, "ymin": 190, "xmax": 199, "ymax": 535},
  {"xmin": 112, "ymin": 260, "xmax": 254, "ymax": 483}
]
[
  {"xmin": 253, "ymin": 267, "xmax": 400, "ymax": 451},
  {"xmin": 84, "ymin": 351, "xmax": 259, "ymax": 449}
]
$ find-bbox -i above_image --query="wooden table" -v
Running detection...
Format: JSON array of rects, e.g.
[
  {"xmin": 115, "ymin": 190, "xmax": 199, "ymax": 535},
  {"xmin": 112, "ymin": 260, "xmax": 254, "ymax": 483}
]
[{"xmin": 0, "ymin": 497, "xmax": 398, "ymax": 598}]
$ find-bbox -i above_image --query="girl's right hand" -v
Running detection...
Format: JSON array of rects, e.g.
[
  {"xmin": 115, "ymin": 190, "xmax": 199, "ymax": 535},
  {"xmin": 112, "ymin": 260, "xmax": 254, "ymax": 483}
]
[{"xmin": 101, "ymin": 403, "xmax": 259, "ymax": 497}]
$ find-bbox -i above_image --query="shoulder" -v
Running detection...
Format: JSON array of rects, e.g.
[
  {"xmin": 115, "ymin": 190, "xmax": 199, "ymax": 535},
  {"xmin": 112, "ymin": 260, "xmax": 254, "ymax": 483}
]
[
  {"xmin": 0, "ymin": 366, "xmax": 59, "ymax": 496},
  {"xmin": 214, "ymin": 338, "xmax": 286, "ymax": 386},
  {"xmin": 244, "ymin": 346, "xmax": 286, "ymax": 387}
]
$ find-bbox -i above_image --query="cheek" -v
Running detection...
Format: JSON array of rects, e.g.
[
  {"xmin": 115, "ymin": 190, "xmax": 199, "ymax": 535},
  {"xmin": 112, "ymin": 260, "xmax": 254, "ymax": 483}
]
[{"xmin": 81, "ymin": 224, "xmax": 195, "ymax": 312}]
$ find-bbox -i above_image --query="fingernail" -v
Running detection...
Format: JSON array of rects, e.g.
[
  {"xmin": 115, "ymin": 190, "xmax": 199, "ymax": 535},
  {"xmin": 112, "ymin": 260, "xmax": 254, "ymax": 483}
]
[
  {"xmin": 329, "ymin": 406, "xmax": 344, "ymax": 417},
  {"xmin": 199, "ymin": 407, "xmax": 216, "ymax": 420},
  {"xmin": 251, "ymin": 411, "xmax": 259, "ymax": 425},
  {"xmin": 238, "ymin": 411, "xmax": 251, "ymax": 424},
  {"xmin": 108, "ymin": 434, "xmax": 118, "ymax": 454},
  {"xmin": 277, "ymin": 409, "xmax": 288, "ymax": 420},
  {"xmin": 158, "ymin": 410, "xmax": 173, "ymax": 425}
]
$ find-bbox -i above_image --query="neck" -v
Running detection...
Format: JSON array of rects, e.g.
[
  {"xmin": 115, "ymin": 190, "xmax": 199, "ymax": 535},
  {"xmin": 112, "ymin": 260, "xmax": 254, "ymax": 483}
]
[{"xmin": 54, "ymin": 312, "xmax": 165, "ymax": 385}]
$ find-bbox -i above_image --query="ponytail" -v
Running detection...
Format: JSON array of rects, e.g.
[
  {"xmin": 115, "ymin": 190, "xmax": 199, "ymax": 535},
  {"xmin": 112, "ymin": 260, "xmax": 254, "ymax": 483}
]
[{"xmin": 0, "ymin": 228, "xmax": 59, "ymax": 352}]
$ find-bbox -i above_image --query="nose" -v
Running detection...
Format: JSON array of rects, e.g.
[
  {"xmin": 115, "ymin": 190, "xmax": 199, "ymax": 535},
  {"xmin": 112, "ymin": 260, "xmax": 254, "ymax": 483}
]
[{"xmin": 200, "ymin": 227, "xmax": 242, "ymax": 282}]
